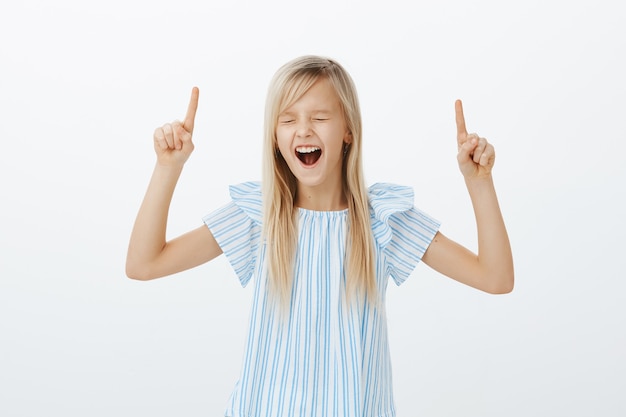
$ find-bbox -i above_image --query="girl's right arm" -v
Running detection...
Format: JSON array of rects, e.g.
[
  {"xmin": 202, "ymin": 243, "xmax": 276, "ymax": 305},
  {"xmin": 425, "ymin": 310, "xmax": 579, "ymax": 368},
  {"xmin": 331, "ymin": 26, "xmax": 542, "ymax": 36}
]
[{"xmin": 125, "ymin": 88, "xmax": 223, "ymax": 281}]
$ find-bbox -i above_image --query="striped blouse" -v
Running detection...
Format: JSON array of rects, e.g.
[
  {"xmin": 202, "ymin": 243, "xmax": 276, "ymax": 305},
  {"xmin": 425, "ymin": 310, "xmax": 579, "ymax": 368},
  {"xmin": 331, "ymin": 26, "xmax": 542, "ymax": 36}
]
[{"xmin": 203, "ymin": 181, "xmax": 440, "ymax": 417}]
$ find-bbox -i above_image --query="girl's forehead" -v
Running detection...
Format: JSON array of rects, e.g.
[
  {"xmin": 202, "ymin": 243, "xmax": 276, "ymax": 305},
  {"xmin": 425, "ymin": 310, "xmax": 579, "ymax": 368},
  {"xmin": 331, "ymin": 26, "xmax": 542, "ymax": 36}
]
[{"xmin": 282, "ymin": 78, "xmax": 341, "ymax": 112}]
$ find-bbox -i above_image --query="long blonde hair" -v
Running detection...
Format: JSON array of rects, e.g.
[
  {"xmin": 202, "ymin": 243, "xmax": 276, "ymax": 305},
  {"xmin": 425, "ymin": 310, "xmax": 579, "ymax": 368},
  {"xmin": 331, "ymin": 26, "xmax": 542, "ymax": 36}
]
[{"xmin": 262, "ymin": 55, "xmax": 375, "ymax": 305}]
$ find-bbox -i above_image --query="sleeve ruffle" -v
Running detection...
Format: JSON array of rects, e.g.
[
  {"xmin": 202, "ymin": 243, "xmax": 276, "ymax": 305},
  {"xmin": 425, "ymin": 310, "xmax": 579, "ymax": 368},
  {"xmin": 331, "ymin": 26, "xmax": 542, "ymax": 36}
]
[
  {"xmin": 369, "ymin": 183, "xmax": 441, "ymax": 286},
  {"xmin": 369, "ymin": 183, "xmax": 415, "ymax": 248},
  {"xmin": 202, "ymin": 181, "xmax": 263, "ymax": 287},
  {"xmin": 229, "ymin": 181, "xmax": 263, "ymax": 224}
]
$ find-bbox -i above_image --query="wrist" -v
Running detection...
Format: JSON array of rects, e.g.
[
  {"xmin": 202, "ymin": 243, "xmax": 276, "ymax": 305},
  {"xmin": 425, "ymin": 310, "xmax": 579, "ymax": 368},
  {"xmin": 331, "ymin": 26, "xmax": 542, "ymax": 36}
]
[
  {"xmin": 153, "ymin": 161, "xmax": 185, "ymax": 182},
  {"xmin": 464, "ymin": 174, "xmax": 495, "ymax": 191},
  {"xmin": 155, "ymin": 159, "xmax": 185, "ymax": 171}
]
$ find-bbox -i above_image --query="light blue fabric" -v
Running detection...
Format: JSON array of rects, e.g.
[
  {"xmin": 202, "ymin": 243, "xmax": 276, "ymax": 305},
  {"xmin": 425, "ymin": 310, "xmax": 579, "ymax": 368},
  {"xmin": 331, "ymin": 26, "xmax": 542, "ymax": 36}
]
[{"xmin": 203, "ymin": 181, "xmax": 440, "ymax": 417}]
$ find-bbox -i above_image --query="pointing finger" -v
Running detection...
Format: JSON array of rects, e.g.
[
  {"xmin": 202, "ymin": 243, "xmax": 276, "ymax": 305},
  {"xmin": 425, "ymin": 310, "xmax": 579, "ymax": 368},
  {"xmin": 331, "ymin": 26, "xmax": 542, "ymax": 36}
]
[
  {"xmin": 455, "ymin": 99, "xmax": 468, "ymax": 139},
  {"xmin": 183, "ymin": 86, "xmax": 199, "ymax": 133}
]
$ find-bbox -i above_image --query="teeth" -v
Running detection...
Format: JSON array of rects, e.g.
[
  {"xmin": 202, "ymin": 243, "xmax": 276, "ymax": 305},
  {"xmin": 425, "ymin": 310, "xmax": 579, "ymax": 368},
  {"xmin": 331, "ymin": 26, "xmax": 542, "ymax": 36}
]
[{"xmin": 296, "ymin": 146, "xmax": 321, "ymax": 154}]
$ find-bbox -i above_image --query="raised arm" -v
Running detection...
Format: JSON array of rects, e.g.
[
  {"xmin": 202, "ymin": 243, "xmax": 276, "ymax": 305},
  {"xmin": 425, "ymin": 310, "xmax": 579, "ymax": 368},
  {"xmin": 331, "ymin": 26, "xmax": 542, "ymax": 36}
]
[
  {"xmin": 126, "ymin": 88, "xmax": 222, "ymax": 281},
  {"xmin": 421, "ymin": 100, "xmax": 514, "ymax": 294}
]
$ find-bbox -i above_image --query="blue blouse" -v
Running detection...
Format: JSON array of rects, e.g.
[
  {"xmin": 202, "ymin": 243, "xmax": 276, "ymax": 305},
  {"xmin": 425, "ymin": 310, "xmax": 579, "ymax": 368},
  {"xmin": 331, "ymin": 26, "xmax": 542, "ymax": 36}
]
[{"xmin": 203, "ymin": 182, "xmax": 440, "ymax": 417}]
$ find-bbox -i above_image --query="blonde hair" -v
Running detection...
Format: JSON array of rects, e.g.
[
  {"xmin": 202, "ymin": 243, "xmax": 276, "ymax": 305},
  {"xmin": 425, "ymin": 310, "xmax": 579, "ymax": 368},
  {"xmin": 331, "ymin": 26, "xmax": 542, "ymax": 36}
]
[{"xmin": 262, "ymin": 55, "xmax": 376, "ymax": 306}]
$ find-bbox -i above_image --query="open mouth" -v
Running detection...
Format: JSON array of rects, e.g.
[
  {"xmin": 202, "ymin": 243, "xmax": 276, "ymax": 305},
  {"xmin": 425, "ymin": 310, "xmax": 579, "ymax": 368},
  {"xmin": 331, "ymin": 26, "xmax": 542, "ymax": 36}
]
[{"xmin": 296, "ymin": 146, "xmax": 322, "ymax": 166}]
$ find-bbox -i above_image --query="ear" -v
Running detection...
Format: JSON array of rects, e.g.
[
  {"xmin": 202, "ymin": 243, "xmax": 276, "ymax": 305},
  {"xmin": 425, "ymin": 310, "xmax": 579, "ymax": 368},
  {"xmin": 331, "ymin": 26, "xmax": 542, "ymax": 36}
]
[{"xmin": 344, "ymin": 130, "xmax": 353, "ymax": 144}]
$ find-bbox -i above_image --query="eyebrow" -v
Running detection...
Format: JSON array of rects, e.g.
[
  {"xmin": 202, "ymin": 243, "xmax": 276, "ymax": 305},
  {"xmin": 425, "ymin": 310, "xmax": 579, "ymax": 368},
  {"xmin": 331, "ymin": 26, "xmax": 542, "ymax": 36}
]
[{"xmin": 279, "ymin": 109, "xmax": 333, "ymax": 117}]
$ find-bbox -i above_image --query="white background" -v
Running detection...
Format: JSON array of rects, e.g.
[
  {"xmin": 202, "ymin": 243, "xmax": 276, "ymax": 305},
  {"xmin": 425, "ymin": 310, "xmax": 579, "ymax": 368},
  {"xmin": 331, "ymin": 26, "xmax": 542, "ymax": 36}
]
[{"xmin": 1, "ymin": 0, "xmax": 624, "ymax": 416}]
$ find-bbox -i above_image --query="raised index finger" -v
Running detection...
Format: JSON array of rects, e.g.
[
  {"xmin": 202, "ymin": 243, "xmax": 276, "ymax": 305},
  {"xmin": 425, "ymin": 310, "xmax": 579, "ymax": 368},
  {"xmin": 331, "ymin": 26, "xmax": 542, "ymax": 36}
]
[
  {"xmin": 183, "ymin": 87, "xmax": 199, "ymax": 132},
  {"xmin": 455, "ymin": 99, "xmax": 467, "ymax": 137}
]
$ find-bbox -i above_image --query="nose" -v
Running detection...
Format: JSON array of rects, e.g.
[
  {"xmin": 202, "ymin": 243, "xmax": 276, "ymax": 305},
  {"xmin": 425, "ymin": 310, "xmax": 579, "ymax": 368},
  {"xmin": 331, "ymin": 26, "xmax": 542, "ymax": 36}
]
[{"xmin": 295, "ymin": 118, "xmax": 313, "ymax": 138}]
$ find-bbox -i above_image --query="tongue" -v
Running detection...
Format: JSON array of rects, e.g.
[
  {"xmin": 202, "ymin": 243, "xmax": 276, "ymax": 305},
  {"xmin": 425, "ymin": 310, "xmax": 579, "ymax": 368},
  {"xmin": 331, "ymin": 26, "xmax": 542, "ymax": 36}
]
[{"xmin": 300, "ymin": 150, "xmax": 321, "ymax": 165}]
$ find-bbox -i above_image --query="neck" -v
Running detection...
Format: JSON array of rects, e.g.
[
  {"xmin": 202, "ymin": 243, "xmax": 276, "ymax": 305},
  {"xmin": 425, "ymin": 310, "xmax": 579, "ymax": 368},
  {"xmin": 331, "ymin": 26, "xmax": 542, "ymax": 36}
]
[{"xmin": 295, "ymin": 181, "xmax": 347, "ymax": 211}]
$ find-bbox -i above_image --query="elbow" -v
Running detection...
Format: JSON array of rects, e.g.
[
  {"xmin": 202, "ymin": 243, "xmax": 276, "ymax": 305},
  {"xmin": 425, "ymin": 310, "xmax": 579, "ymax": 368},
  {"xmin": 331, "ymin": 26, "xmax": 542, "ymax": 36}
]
[
  {"xmin": 125, "ymin": 260, "xmax": 154, "ymax": 281},
  {"xmin": 484, "ymin": 271, "xmax": 515, "ymax": 294},
  {"xmin": 487, "ymin": 283, "xmax": 514, "ymax": 295},
  {"xmin": 125, "ymin": 266, "xmax": 147, "ymax": 281}
]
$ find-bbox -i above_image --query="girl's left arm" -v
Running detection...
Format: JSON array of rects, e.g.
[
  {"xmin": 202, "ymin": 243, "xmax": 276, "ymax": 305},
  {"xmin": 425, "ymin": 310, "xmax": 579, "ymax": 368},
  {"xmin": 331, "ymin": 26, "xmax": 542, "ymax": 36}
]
[{"xmin": 421, "ymin": 100, "xmax": 514, "ymax": 294}]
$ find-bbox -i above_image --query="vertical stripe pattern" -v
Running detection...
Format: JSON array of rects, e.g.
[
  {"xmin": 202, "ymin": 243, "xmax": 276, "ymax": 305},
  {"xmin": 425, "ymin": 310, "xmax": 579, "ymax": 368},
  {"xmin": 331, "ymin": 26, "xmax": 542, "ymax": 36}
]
[{"xmin": 203, "ymin": 182, "xmax": 440, "ymax": 417}]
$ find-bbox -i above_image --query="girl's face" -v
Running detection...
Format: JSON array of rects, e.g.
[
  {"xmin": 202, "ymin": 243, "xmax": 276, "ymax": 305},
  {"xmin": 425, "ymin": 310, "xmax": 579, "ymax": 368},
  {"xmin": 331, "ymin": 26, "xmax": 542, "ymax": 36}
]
[{"xmin": 276, "ymin": 78, "xmax": 351, "ymax": 195}]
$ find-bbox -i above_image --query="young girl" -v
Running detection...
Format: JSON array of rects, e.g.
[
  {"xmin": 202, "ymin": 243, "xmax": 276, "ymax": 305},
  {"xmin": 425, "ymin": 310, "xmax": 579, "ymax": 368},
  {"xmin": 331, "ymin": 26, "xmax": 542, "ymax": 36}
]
[{"xmin": 126, "ymin": 55, "xmax": 514, "ymax": 417}]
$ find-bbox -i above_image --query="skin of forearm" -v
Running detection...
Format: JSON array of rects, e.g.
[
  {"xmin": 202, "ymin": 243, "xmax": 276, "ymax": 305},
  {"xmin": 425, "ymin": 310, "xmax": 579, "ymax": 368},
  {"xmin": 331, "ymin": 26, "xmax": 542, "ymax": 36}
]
[
  {"xmin": 465, "ymin": 174, "xmax": 514, "ymax": 293},
  {"xmin": 126, "ymin": 163, "xmax": 184, "ymax": 278}
]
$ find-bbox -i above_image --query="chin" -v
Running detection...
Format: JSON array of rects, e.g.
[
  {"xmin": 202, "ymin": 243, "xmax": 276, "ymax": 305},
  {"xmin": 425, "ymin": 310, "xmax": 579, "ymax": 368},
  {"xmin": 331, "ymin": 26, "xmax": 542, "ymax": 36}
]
[{"xmin": 293, "ymin": 174, "xmax": 326, "ymax": 188}]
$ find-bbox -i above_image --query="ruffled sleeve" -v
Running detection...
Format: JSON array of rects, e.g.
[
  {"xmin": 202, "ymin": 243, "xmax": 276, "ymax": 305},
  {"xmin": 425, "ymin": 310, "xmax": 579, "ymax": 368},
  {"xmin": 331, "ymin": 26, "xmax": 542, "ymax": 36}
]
[
  {"xmin": 369, "ymin": 183, "xmax": 441, "ymax": 286},
  {"xmin": 202, "ymin": 181, "xmax": 262, "ymax": 287}
]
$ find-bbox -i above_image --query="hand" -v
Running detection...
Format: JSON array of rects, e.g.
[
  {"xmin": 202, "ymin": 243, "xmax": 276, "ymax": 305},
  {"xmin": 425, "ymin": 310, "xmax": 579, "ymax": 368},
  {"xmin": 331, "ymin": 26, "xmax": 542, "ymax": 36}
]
[
  {"xmin": 153, "ymin": 87, "xmax": 199, "ymax": 166},
  {"xmin": 455, "ymin": 99, "xmax": 495, "ymax": 180}
]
